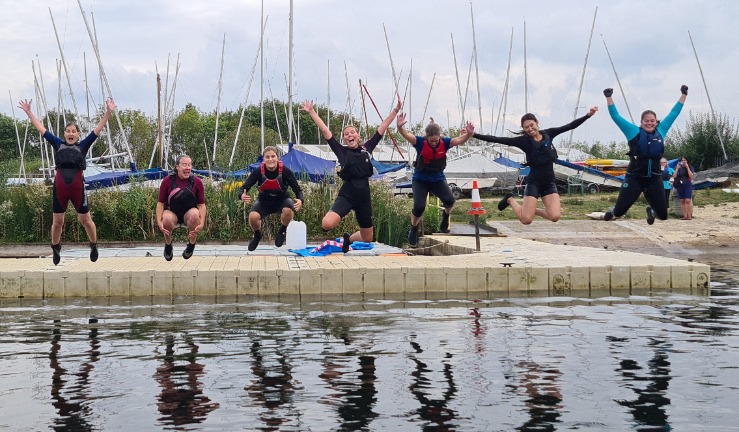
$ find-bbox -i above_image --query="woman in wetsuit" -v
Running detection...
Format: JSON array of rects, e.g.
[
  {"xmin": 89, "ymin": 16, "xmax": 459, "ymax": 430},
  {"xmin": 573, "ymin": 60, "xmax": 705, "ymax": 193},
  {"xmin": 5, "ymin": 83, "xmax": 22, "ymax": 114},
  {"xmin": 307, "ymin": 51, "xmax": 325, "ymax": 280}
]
[
  {"xmin": 300, "ymin": 95, "xmax": 401, "ymax": 252},
  {"xmin": 18, "ymin": 98, "xmax": 115, "ymax": 265},
  {"xmin": 473, "ymin": 107, "xmax": 598, "ymax": 225},
  {"xmin": 603, "ymin": 85, "xmax": 687, "ymax": 224}
]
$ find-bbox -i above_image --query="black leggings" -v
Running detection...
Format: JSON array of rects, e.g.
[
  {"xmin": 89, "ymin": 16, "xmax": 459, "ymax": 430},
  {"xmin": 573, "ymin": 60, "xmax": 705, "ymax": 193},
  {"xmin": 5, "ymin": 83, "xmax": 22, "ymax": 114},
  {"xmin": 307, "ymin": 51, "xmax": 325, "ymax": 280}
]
[
  {"xmin": 612, "ymin": 175, "xmax": 667, "ymax": 220},
  {"xmin": 411, "ymin": 180, "xmax": 455, "ymax": 217}
]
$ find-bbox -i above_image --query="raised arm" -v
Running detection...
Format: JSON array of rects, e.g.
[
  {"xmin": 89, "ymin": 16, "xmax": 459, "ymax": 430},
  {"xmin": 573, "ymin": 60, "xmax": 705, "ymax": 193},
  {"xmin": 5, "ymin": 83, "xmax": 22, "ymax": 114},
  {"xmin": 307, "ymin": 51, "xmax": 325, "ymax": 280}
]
[
  {"xmin": 657, "ymin": 85, "xmax": 688, "ymax": 136},
  {"xmin": 299, "ymin": 100, "xmax": 333, "ymax": 140},
  {"xmin": 376, "ymin": 94, "xmax": 402, "ymax": 136},
  {"xmin": 93, "ymin": 98, "xmax": 116, "ymax": 136},
  {"xmin": 604, "ymin": 88, "xmax": 639, "ymax": 139},
  {"xmin": 17, "ymin": 99, "xmax": 47, "ymax": 135},
  {"xmin": 450, "ymin": 121, "xmax": 475, "ymax": 147},
  {"xmin": 395, "ymin": 112, "xmax": 417, "ymax": 143}
]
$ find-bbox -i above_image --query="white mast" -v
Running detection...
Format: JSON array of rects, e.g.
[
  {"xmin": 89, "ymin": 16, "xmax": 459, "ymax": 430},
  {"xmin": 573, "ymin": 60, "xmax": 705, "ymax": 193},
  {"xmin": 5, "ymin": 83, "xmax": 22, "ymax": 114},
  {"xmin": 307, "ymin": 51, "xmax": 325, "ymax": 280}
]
[
  {"xmin": 601, "ymin": 35, "xmax": 634, "ymax": 123},
  {"xmin": 524, "ymin": 21, "xmax": 528, "ymax": 114},
  {"xmin": 212, "ymin": 33, "xmax": 226, "ymax": 171},
  {"xmin": 260, "ymin": 0, "xmax": 266, "ymax": 151},
  {"xmin": 470, "ymin": 1, "xmax": 483, "ymax": 131},
  {"xmin": 567, "ymin": 6, "xmax": 598, "ymax": 156},
  {"xmin": 287, "ymin": 0, "xmax": 295, "ymax": 145}
]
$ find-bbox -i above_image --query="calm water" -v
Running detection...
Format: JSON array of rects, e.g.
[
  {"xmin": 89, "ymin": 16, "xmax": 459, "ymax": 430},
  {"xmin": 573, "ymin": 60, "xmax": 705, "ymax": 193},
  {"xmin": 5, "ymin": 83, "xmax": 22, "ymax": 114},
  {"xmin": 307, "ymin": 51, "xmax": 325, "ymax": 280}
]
[{"xmin": 1, "ymin": 262, "xmax": 737, "ymax": 431}]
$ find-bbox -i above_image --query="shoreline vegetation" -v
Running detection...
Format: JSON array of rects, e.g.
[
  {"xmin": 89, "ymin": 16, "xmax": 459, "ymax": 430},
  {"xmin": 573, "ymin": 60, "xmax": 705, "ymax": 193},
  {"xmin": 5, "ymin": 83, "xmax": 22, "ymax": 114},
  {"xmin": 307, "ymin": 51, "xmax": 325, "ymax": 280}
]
[{"xmin": 1, "ymin": 176, "xmax": 738, "ymax": 250}]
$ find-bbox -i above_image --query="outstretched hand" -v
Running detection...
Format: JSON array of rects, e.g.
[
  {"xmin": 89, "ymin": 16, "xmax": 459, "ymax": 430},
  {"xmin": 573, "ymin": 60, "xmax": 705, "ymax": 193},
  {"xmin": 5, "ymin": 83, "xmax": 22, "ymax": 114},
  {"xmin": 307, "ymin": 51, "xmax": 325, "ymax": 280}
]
[
  {"xmin": 681, "ymin": 85, "xmax": 688, "ymax": 95},
  {"xmin": 603, "ymin": 88, "xmax": 613, "ymax": 98},
  {"xmin": 299, "ymin": 100, "xmax": 314, "ymax": 113},
  {"xmin": 105, "ymin": 98, "xmax": 116, "ymax": 112},
  {"xmin": 393, "ymin": 93, "xmax": 402, "ymax": 112},
  {"xmin": 396, "ymin": 112, "xmax": 408, "ymax": 129},
  {"xmin": 17, "ymin": 99, "xmax": 32, "ymax": 113},
  {"xmin": 464, "ymin": 121, "xmax": 475, "ymax": 135},
  {"xmin": 587, "ymin": 106, "xmax": 599, "ymax": 116}
]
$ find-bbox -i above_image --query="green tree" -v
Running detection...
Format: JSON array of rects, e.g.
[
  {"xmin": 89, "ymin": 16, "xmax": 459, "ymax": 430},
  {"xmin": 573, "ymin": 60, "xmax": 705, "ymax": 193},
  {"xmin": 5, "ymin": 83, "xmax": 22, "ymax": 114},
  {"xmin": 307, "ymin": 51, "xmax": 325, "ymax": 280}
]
[
  {"xmin": 0, "ymin": 113, "xmax": 19, "ymax": 159},
  {"xmin": 667, "ymin": 113, "xmax": 739, "ymax": 170}
]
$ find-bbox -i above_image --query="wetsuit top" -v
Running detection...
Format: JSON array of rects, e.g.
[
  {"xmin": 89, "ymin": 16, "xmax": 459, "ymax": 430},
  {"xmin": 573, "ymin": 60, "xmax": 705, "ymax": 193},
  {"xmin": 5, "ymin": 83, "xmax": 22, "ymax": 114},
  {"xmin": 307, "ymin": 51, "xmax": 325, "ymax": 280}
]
[
  {"xmin": 473, "ymin": 114, "xmax": 592, "ymax": 183},
  {"xmin": 411, "ymin": 136, "xmax": 453, "ymax": 182},
  {"xmin": 327, "ymin": 131, "xmax": 382, "ymax": 186},
  {"xmin": 608, "ymin": 101, "xmax": 684, "ymax": 178},
  {"xmin": 44, "ymin": 130, "xmax": 98, "ymax": 183},
  {"xmin": 662, "ymin": 166, "xmax": 675, "ymax": 189},
  {"xmin": 239, "ymin": 162, "xmax": 304, "ymax": 202},
  {"xmin": 157, "ymin": 174, "xmax": 205, "ymax": 215}
]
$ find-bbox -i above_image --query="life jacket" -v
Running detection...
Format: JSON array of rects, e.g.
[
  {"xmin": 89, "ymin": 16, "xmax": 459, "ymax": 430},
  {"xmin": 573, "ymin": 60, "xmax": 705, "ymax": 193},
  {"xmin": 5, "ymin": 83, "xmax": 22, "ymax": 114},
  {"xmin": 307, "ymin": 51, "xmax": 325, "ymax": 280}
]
[
  {"xmin": 55, "ymin": 144, "xmax": 87, "ymax": 170},
  {"xmin": 626, "ymin": 129, "xmax": 664, "ymax": 177},
  {"xmin": 523, "ymin": 134, "xmax": 558, "ymax": 168},
  {"xmin": 258, "ymin": 161, "xmax": 285, "ymax": 193},
  {"xmin": 167, "ymin": 174, "xmax": 198, "ymax": 215},
  {"xmin": 338, "ymin": 147, "xmax": 374, "ymax": 180},
  {"xmin": 415, "ymin": 139, "xmax": 448, "ymax": 173}
]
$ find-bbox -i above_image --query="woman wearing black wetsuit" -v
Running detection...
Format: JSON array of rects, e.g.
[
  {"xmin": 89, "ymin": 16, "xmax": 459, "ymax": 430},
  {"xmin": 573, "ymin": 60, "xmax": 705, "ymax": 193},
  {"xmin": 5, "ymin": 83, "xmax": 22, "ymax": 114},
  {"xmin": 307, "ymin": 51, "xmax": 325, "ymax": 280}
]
[
  {"xmin": 300, "ymin": 95, "xmax": 401, "ymax": 252},
  {"xmin": 474, "ymin": 107, "xmax": 598, "ymax": 224},
  {"xmin": 18, "ymin": 98, "xmax": 115, "ymax": 265}
]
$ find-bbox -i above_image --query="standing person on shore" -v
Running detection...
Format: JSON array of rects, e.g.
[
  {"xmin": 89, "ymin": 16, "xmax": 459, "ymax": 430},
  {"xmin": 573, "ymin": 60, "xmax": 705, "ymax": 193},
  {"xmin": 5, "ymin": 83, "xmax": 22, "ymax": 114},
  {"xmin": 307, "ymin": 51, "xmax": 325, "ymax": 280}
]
[
  {"xmin": 672, "ymin": 156, "xmax": 695, "ymax": 220},
  {"xmin": 660, "ymin": 158, "xmax": 675, "ymax": 214},
  {"xmin": 300, "ymin": 95, "xmax": 401, "ymax": 252},
  {"xmin": 17, "ymin": 98, "xmax": 116, "ymax": 265},
  {"xmin": 239, "ymin": 146, "xmax": 304, "ymax": 251},
  {"xmin": 156, "ymin": 155, "xmax": 207, "ymax": 260},
  {"xmin": 396, "ymin": 115, "xmax": 475, "ymax": 246},
  {"xmin": 473, "ymin": 107, "xmax": 598, "ymax": 225},
  {"xmin": 602, "ymin": 85, "xmax": 688, "ymax": 224}
]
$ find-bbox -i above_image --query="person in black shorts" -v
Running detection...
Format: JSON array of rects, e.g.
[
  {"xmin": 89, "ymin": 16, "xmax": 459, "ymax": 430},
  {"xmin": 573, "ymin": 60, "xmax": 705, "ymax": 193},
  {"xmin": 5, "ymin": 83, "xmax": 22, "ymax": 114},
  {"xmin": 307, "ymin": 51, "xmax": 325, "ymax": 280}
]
[
  {"xmin": 300, "ymin": 95, "xmax": 401, "ymax": 252},
  {"xmin": 156, "ymin": 155, "xmax": 207, "ymax": 260},
  {"xmin": 474, "ymin": 107, "xmax": 598, "ymax": 224},
  {"xmin": 239, "ymin": 146, "xmax": 304, "ymax": 251},
  {"xmin": 18, "ymin": 98, "xmax": 116, "ymax": 265}
]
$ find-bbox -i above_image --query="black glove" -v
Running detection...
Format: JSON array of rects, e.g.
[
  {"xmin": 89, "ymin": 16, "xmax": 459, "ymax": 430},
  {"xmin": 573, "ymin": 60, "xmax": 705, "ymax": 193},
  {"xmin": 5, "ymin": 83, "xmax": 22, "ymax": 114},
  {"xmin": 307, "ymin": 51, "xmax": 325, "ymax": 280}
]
[
  {"xmin": 603, "ymin": 88, "xmax": 613, "ymax": 97},
  {"xmin": 681, "ymin": 85, "xmax": 688, "ymax": 95}
]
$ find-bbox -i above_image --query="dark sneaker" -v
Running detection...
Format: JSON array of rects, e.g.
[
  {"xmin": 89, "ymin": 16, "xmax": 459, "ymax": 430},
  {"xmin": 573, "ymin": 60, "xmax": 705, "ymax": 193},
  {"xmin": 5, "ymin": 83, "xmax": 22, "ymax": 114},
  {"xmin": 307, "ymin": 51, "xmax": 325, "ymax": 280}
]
[
  {"xmin": 498, "ymin": 192, "xmax": 513, "ymax": 211},
  {"xmin": 342, "ymin": 232, "xmax": 351, "ymax": 253},
  {"xmin": 51, "ymin": 243, "xmax": 61, "ymax": 266},
  {"xmin": 90, "ymin": 243, "xmax": 99, "ymax": 262},
  {"xmin": 603, "ymin": 208, "xmax": 614, "ymax": 221},
  {"xmin": 408, "ymin": 225, "xmax": 419, "ymax": 247},
  {"xmin": 439, "ymin": 211, "xmax": 450, "ymax": 233},
  {"xmin": 163, "ymin": 243, "xmax": 173, "ymax": 261},
  {"xmin": 182, "ymin": 242, "xmax": 195, "ymax": 259},
  {"xmin": 275, "ymin": 225, "xmax": 287, "ymax": 247},
  {"xmin": 248, "ymin": 230, "xmax": 262, "ymax": 251},
  {"xmin": 646, "ymin": 206, "xmax": 655, "ymax": 225}
]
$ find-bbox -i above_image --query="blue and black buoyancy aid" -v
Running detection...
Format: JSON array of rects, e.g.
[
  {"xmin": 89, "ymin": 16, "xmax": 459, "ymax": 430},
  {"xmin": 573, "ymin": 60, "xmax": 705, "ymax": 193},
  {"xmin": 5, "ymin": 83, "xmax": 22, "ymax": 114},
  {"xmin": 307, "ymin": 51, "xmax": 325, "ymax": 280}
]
[
  {"xmin": 415, "ymin": 139, "xmax": 448, "ymax": 173},
  {"xmin": 257, "ymin": 161, "xmax": 286, "ymax": 197},
  {"xmin": 167, "ymin": 174, "xmax": 197, "ymax": 215},
  {"xmin": 627, "ymin": 129, "xmax": 664, "ymax": 177},
  {"xmin": 524, "ymin": 134, "xmax": 558, "ymax": 168},
  {"xmin": 55, "ymin": 144, "xmax": 87, "ymax": 170},
  {"xmin": 338, "ymin": 147, "xmax": 374, "ymax": 180}
]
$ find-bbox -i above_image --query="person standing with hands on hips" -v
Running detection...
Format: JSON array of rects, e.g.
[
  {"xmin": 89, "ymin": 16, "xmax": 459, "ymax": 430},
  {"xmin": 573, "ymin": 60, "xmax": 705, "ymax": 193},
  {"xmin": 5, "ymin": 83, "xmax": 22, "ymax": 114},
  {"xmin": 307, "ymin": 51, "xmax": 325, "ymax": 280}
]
[
  {"xmin": 602, "ymin": 85, "xmax": 688, "ymax": 224},
  {"xmin": 672, "ymin": 156, "xmax": 695, "ymax": 220}
]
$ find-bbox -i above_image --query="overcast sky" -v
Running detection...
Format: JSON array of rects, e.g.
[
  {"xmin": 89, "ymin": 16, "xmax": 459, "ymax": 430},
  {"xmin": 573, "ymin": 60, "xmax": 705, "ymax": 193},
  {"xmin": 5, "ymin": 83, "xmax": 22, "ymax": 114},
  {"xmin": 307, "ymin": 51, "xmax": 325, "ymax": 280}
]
[{"xmin": 1, "ymin": 0, "xmax": 736, "ymax": 146}]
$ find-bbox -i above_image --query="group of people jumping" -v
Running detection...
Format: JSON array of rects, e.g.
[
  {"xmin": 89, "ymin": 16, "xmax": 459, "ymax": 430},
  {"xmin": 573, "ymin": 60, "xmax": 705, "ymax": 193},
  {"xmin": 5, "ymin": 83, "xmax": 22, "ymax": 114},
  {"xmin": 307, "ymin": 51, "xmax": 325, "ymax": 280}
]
[{"xmin": 17, "ymin": 83, "xmax": 692, "ymax": 264}]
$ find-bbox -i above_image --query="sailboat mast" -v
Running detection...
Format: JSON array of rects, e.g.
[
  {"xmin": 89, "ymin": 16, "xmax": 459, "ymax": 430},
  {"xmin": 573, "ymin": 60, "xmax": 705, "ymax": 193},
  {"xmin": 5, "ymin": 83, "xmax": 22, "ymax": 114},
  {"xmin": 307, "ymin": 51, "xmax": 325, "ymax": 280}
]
[
  {"xmin": 524, "ymin": 21, "xmax": 528, "ymax": 114},
  {"xmin": 601, "ymin": 35, "xmax": 634, "ymax": 123},
  {"xmin": 260, "ymin": 0, "xmax": 266, "ymax": 151},
  {"xmin": 451, "ymin": 33, "xmax": 465, "ymax": 121},
  {"xmin": 212, "ymin": 33, "xmax": 226, "ymax": 171},
  {"xmin": 688, "ymin": 30, "xmax": 728, "ymax": 161},
  {"xmin": 567, "ymin": 6, "xmax": 598, "ymax": 152},
  {"xmin": 48, "ymin": 8, "xmax": 79, "ymax": 121},
  {"xmin": 470, "ymin": 1, "xmax": 483, "ymax": 130},
  {"xmin": 287, "ymin": 0, "xmax": 295, "ymax": 145}
]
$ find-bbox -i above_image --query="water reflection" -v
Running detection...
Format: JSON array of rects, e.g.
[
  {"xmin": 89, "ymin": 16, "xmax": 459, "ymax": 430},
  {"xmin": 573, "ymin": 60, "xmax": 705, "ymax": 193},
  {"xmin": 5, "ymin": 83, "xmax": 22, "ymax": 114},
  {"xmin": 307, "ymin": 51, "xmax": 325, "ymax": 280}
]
[
  {"xmin": 511, "ymin": 360, "xmax": 563, "ymax": 432},
  {"xmin": 245, "ymin": 338, "xmax": 296, "ymax": 430},
  {"xmin": 49, "ymin": 318, "xmax": 100, "ymax": 431},
  {"xmin": 408, "ymin": 336, "xmax": 459, "ymax": 431},
  {"xmin": 609, "ymin": 336, "xmax": 672, "ymax": 430},
  {"xmin": 154, "ymin": 334, "xmax": 219, "ymax": 428}
]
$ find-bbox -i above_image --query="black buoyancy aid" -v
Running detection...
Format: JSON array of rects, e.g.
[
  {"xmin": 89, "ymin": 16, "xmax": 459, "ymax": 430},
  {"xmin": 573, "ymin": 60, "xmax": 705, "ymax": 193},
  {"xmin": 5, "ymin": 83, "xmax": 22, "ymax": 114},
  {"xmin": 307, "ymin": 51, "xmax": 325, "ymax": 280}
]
[
  {"xmin": 258, "ymin": 161, "xmax": 285, "ymax": 193},
  {"xmin": 524, "ymin": 135, "xmax": 558, "ymax": 168},
  {"xmin": 55, "ymin": 144, "xmax": 87, "ymax": 170},
  {"xmin": 415, "ymin": 139, "xmax": 448, "ymax": 173},
  {"xmin": 627, "ymin": 129, "xmax": 664, "ymax": 177},
  {"xmin": 338, "ymin": 148, "xmax": 374, "ymax": 180},
  {"xmin": 167, "ymin": 174, "xmax": 197, "ymax": 215}
]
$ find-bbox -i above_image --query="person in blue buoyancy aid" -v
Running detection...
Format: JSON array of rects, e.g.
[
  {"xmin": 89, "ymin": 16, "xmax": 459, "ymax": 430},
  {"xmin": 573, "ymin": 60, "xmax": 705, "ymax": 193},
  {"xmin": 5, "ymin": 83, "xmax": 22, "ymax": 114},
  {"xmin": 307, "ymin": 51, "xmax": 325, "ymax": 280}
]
[
  {"xmin": 18, "ymin": 98, "xmax": 116, "ymax": 265},
  {"xmin": 300, "ymin": 95, "xmax": 402, "ymax": 253},
  {"xmin": 239, "ymin": 146, "xmax": 304, "ymax": 251},
  {"xmin": 473, "ymin": 107, "xmax": 598, "ymax": 225},
  {"xmin": 603, "ymin": 85, "xmax": 688, "ymax": 224},
  {"xmin": 396, "ymin": 115, "xmax": 475, "ymax": 246},
  {"xmin": 156, "ymin": 155, "xmax": 207, "ymax": 261}
]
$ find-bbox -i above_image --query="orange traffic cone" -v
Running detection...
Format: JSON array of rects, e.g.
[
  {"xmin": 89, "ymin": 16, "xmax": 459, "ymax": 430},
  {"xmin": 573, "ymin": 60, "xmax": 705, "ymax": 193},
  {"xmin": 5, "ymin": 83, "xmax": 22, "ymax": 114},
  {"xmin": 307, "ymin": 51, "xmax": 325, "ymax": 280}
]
[{"xmin": 467, "ymin": 180, "xmax": 486, "ymax": 215}]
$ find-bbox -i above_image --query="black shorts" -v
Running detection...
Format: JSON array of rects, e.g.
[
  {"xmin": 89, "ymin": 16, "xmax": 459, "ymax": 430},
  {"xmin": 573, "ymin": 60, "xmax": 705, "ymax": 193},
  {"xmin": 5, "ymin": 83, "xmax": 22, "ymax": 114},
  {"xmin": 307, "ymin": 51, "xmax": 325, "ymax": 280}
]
[
  {"xmin": 331, "ymin": 180, "xmax": 373, "ymax": 228},
  {"xmin": 523, "ymin": 178, "xmax": 558, "ymax": 198},
  {"xmin": 251, "ymin": 197, "xmax": 295, "ymax": 218}
]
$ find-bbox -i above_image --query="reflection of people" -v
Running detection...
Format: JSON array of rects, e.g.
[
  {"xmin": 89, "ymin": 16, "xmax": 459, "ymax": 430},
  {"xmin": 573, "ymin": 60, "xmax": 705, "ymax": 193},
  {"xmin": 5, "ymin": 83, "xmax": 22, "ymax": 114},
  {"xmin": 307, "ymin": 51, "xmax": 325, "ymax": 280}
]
[
  {"xmin": 396, "ymin": 115, "xmax": 475, "ymax": 246},
  {"xmin": 673, "ymin": 156, "xmax": 695, "ymax": 220},
  {"xmin": 300, "ymin": 96, "xmax": 401, "ymax": 252},
  {"xmin": 408, "ymin": 338, "xmax": 458, "ymax": 429},
  {"xmin": 18, "ymin": 98, "xmax": 115, "ymax": 265},
  {"xmin": 155, "ymin": 335, "xmax": 219, "ymax": 427},
  {"xmin": 660, "ymin": 158, "xmax": 675, "ymax": 213},
  {"xmin": 245, "ymin": 339, "xmax": 295, "ymax": 427},
  {"xmin": 156, "ymin": 155, "xmax": 207, "ymax": 260},
  {"xmin": 239, "ymin": 146, "xmax": 304, "ymax": 251},
  {"xmin": 474, "ymin": 108, "xmax": 597, "ymax": 224},
  {"xmin": 603, "ymin": 85, "xmax": 687, "ymax": 224},
  {"xmin": 514, "ymin": 360, "xmax": 563, "ymax": 430}
]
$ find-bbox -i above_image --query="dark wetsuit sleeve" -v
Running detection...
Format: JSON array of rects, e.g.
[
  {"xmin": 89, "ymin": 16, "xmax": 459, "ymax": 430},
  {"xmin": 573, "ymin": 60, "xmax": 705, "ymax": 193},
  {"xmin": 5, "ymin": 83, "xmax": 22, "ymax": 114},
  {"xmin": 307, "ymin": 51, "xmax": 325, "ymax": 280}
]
[
  {"xmin": 327, "ymin": 135, "xmax": 348, "ymax": 166},
  {"xmin": 283, "ymin": 168, "xmax": 304, "ymax": 202},
  {"xmin": 43, "ymin": 130, "xmax": 63, "ymax": 150},
  {"xmin": 544, "ymin": 114, "xmax": 592, "ymax": 140},
  {"xmin": 78, "ymin": 132, "xmax": 98, "ymax": 153},
  {"xmin": 239, "ymin": 169, "xmax": 262, "ymax": 198},
  {"xmin": 473, "ymin": 133, "xmax": 528, "ymax": 151},
  {"xmin": 362, "ymin": 132, "xmax": 383, "ymax": 153}
]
